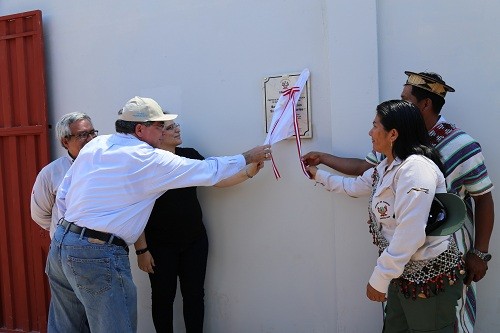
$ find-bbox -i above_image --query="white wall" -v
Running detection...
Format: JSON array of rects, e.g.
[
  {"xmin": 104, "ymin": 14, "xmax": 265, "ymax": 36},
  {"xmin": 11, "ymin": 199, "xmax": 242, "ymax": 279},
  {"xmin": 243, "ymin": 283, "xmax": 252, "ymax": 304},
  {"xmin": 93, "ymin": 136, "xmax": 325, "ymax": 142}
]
[{"xmin": 1, "ymin": 1, "xmax": 498, "ymax": 332}]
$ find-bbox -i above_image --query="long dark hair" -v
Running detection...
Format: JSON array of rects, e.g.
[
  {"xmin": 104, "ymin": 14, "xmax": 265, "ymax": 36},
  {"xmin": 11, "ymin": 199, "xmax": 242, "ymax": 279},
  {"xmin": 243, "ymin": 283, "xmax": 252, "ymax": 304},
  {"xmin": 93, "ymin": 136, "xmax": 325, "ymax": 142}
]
[{"xmin": 376, "ymin": 100, "xmax": 444, "ymax": 172}]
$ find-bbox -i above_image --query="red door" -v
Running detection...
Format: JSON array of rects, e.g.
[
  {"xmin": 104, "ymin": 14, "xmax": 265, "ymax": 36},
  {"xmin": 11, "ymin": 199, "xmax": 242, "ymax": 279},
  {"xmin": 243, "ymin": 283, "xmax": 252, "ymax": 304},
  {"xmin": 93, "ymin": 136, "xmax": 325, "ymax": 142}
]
[{"xmin": 0, "ymin": 10, "xmax": 50, "ymax": 333}]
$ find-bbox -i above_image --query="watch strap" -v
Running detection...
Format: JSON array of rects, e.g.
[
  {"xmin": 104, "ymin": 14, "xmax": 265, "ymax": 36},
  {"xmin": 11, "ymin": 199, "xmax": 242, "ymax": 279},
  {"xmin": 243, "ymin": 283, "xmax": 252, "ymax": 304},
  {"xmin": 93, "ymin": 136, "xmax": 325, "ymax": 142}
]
[{"xmin": 469, "ymin": 248, "xmax": 492, "ymax": 262}]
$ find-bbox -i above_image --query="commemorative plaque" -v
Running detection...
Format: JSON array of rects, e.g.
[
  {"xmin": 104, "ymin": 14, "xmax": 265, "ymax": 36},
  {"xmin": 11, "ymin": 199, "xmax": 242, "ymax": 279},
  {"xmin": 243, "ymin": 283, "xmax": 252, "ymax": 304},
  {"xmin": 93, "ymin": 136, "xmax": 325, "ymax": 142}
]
[{"xmin": 263, "ymin": 72, "xmax": 312, "ymax": 138}]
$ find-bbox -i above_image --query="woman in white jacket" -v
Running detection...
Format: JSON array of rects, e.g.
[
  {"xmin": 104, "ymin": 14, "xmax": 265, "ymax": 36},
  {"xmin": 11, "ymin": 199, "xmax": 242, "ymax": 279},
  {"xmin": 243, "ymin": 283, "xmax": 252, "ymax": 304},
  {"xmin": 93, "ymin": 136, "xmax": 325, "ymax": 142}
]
[{"xmin": 307, "ymin": 100, "xmax": 464, "ymax": 333}]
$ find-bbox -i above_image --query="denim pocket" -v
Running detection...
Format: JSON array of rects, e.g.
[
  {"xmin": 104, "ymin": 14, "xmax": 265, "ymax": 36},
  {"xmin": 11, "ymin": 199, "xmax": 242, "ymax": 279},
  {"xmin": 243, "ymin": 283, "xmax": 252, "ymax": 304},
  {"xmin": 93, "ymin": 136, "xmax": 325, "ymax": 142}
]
[{"xmin": 68, "ymin": 256, "xmax": 112, "ymax": 295}]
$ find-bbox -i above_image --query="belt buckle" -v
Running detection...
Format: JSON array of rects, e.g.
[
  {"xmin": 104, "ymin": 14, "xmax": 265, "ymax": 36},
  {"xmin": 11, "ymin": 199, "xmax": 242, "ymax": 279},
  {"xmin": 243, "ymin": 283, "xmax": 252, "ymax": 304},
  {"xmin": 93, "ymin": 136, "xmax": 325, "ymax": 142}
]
[{"xmin": 88, "ymin": 237, "xmax": 106, "ymax": 245}]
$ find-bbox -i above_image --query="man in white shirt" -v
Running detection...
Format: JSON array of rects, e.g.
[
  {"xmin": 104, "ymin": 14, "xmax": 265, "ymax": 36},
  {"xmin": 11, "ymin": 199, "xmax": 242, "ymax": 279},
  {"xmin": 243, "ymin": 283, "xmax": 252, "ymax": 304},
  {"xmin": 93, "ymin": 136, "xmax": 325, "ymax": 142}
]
[
  {"xmin": 46, "ymin": 96, "xmax": 271, "ymax": 333},
  {"xmin": 30, "ymin": 112, "xmax": 98, "ymax": 238}
]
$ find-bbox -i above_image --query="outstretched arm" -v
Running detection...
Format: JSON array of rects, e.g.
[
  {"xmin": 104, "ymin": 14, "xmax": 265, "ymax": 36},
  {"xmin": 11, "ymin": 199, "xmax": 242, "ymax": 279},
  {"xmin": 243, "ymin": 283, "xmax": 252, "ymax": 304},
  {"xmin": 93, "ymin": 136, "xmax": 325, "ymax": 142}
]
[
  {"xmin": 302, "ymin": 151, "xmax": 372, "ymax": 176},
  {"xmin": 242, "ymin": 145, "xmax": 271, "ymax": 164},
  {"xmin": 214, "ymin": 162, "xmax": 264, "ymax": 188}
]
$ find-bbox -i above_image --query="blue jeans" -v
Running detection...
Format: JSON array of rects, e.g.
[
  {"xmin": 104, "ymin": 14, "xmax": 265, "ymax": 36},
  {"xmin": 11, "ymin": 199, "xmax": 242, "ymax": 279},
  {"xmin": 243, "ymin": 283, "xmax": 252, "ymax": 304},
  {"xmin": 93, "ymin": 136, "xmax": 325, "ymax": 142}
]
[{"xmin": 46, "ymin": 224, "xmax": 136, "ymax": 333}]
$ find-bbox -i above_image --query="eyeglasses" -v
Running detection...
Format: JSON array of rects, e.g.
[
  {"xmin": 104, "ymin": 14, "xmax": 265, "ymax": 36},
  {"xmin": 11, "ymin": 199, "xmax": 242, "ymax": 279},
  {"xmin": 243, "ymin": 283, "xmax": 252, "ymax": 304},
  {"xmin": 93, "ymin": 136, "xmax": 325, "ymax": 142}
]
[
  {"xmin": 143, "ymin": 122, "xmax": 167, "ymax": 131},
  {"xmin": 164, "ymin": 123, "xmax": 180, "ymax": 131},
  {"xmin": 68, "ymin": 130, "xmax": 99, "ymax": 141}
]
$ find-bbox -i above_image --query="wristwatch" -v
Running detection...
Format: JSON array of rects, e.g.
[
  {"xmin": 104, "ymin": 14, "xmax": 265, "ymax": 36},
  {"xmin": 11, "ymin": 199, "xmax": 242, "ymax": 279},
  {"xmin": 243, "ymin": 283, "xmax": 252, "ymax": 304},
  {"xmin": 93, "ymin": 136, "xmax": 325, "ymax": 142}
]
[{"xmin": 469, "ymin": 248, "xmax": 492, "ymax": 262}]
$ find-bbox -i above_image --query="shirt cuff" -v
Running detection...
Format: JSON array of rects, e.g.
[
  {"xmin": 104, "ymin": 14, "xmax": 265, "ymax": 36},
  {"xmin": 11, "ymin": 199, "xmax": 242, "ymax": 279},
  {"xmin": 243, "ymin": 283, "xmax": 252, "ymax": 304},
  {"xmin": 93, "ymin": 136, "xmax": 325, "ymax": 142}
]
[
  {"xmin": 314, "ymin": 169, "xmax": 330, "ymax": 185},
  {"xmin": 368, "ymin": 270, "xmax": 391, "ymax": 294},
  {"xmin": 235, "ymin": 154, "xmax": 246, "ymax": 168}
]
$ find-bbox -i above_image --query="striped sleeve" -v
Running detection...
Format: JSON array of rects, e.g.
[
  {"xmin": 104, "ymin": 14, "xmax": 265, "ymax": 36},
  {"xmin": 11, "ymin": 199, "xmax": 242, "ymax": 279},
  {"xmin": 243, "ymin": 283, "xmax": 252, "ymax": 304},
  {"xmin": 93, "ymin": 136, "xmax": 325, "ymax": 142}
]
[
  {"xmin": 365, "ymin": 150, "xmax": 384, "ymax": 166},
  {"xmin": 437, "ymin": 129, "xmax": 493, "ymax": 196}
]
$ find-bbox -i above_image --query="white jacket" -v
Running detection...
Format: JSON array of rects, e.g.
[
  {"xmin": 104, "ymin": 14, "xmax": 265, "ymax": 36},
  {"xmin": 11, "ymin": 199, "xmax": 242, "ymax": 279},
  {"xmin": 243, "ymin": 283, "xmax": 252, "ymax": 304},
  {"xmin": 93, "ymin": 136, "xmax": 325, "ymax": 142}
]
[{"xmin": 315, "ymin": 154, "xmax": 448, "ymax": 293}]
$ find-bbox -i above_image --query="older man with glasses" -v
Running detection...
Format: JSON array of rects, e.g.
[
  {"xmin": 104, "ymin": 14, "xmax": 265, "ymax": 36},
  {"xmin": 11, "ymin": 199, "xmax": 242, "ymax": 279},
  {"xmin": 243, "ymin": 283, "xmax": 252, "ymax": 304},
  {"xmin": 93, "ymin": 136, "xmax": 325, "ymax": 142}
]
[
  {"xmin": 31, "ymin": 112, "xmax": 98, "ymax": 239},
  {"xmin": 45, "ymin": 96, "xmax": 271, "ymax": 333}
]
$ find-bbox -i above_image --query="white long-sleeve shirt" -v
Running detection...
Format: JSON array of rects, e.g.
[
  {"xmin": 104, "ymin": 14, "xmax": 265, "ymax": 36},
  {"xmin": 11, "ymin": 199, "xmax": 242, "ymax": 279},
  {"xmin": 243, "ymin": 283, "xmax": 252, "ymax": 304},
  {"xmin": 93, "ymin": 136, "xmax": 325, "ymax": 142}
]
[
  {"xmin": 56, "ymin": 133, "xmax": 246, "ymax": 245},
  {"xmin": 315, "ymin": 154, "xmax": 448, "ymax": 293},
  {"xmin": 30, "ymin": 154, "xmax": 73, "ymax": 238}
]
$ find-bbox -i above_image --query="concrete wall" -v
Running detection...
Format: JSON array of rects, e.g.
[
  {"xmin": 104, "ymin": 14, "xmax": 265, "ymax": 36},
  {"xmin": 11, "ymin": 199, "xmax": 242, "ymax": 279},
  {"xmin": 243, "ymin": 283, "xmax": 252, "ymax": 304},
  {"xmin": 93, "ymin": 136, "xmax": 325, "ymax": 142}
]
[{"xmin": 1, "ymin": 1, "xmax": 497, "ymax": 332}]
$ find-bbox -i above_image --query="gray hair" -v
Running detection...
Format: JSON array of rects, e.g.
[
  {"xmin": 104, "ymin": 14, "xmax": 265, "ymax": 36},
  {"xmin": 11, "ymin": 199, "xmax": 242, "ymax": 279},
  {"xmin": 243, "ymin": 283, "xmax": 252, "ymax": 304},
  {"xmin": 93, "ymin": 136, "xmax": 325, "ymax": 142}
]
[{"xmin": 55, "ymin": 112, "xmax": 92, "ymax": 148}]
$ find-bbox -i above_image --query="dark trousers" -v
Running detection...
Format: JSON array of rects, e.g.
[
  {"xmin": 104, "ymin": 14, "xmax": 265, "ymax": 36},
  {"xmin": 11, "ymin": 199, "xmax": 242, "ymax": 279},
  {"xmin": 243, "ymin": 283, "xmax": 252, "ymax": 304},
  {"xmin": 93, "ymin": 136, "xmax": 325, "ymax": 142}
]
[
  {"xmin": 383, "ymin": 274, "xmax": 464, "ymax": 333},
  {"xmin": 148, "ymin": 232, "xmax": 209, "ymax": 333}
]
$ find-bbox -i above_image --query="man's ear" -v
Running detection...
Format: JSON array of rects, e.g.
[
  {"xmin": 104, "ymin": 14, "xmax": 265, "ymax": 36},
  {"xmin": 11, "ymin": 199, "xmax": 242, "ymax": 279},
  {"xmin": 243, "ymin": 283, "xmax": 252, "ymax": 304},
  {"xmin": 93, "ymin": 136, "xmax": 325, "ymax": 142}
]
[
  {"xmin": 134, "ymin": 123, "xmax": 144, "ymax": 138},
  {"xmin": 61, "ymin": 137, "xmax": 70, "ymax": 150},
  {"xmin": 420, "ymin": 98, "xmax": 433, "ymax": 113}
]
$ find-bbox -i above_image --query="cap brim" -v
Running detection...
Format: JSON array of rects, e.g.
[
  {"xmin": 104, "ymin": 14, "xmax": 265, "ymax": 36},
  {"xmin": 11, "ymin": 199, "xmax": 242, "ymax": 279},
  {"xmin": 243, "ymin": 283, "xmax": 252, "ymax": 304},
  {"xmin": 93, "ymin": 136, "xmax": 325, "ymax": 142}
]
[
  {"xmin": 428, "ymin": 193, "xmax": 466, "ymax": 236},
  {"xmin": 149, "ymin": 114, "xmax": 178, "ymax": 122}
]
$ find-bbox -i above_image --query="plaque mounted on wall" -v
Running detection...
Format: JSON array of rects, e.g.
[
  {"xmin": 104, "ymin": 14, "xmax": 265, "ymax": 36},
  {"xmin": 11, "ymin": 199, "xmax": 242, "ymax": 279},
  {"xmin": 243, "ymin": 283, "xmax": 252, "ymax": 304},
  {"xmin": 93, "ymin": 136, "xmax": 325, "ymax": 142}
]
[{"xmin": 263, "ymin": 72, "xmax": 312, "ymax": 138}]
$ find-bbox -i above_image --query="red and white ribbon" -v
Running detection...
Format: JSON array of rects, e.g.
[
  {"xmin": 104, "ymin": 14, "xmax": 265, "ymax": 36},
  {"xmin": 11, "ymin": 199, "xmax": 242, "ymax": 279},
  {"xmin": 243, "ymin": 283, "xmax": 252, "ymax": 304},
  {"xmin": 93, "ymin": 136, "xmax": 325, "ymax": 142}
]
[{"xmin": 264, "ymin": 68, "xmax": 310, "ymax": 180}]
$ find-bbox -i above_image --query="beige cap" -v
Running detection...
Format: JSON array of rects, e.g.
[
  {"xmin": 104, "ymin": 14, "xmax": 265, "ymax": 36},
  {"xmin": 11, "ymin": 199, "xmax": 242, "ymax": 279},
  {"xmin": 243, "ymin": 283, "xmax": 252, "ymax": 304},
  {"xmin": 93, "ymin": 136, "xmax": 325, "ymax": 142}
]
[{"xmin": 117, "ymin": 96, "xmax": 178, "ymax": 122}]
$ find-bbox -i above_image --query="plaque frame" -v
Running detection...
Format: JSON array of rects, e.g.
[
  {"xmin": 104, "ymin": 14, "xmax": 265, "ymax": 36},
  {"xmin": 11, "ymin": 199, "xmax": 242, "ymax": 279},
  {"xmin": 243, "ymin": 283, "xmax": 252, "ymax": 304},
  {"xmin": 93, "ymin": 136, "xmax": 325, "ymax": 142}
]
[{"xmin": 263, "ymin": 72, "xmax": 312, "ymax": 138}]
